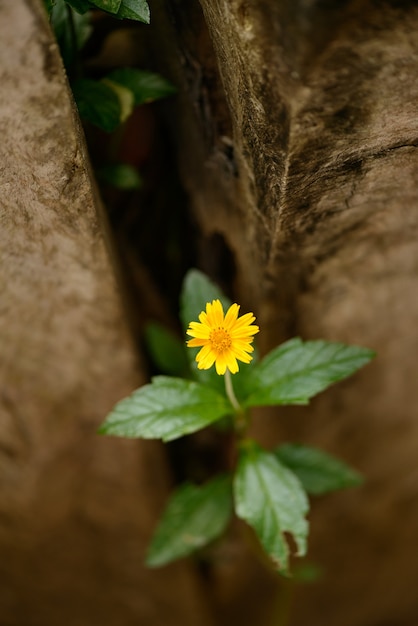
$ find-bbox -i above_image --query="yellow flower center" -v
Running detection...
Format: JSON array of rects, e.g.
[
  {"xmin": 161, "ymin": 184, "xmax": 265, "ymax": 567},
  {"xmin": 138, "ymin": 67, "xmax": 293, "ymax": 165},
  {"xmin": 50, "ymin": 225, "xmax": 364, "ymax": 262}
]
[{"xmin": 210, "ymin": 328, "xmax": 232, "ymax": 354}]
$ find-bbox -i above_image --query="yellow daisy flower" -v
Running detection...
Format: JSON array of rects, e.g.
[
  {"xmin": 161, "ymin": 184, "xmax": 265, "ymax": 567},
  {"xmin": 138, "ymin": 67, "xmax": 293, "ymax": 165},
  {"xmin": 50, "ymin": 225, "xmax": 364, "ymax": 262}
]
[{"xmin": 186, "ymin": 299, "xmax": 259, "ymax": 375}]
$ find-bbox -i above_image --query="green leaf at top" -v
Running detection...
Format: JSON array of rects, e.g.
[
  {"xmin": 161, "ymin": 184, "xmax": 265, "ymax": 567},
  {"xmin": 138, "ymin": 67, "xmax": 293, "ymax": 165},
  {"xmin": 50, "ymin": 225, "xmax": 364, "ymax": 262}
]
[
  {"xmin": 243, "ymin": 338, "xmax": 375, "ymax": 408},
  {"xmin": 49, "ymin": 0, "xmax": 92, "ymax": 69},
  {"xmin": 72, "ymin": 79, "xmax": 121, "ymax": 132},
  {"xmin": 144, "ymin": 322, "xmax": 190, "ymax": 377},
  {"xmin": 234, "ymin": 440, "xmax": 309, "ymax": 573},
  {"xmin": 107, "ymin": 68, "xmax": 176, "ymax": 106},
  {"xmin": 146, "ymin": 475, "xmax": 232, "ymax": 567},
  {"xmin": 180, "ymin": 269, "xmax": 232, "ymax": 332},
  {"xmin": 89, "ymin": 0, "xmax": 121, "ymax": 13},
  {"xmin": 116, "ymin": 0, "xmax": 150, "ymax": 23},
  {"xmin": 66, "ymin": 0, "xmax": 150, "ymax": 20},
  {"xmin": 66, "ymin": 0, "xmax": 93, "ymax": 14},
  {"xmin": 99, "ymin": 376, "xmax": 231, "ymax": 442},
  {"xmin": 274, "ymin": 443, "xmax": 363, "ymax": 495}
]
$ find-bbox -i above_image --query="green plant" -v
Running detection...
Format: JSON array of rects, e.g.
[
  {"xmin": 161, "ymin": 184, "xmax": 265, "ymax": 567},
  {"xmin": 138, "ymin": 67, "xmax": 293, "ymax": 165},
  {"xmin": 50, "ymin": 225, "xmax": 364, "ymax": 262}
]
[
  {"xmin": 100, "ymin": 270, "xmax": 374, "ymax": 574},
  {"xmin": 44, "ymin": 0, "xmax": 176, "ymax": 188},
  {"xmin": 46, "ymin": 0, "xmax": 150, "ymax": 29}
]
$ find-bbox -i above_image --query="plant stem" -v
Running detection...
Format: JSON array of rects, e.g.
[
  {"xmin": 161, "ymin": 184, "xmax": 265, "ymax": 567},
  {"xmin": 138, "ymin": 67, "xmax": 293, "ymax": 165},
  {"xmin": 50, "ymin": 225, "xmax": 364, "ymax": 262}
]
[
  {"xmin": 224, "ymin": 369, "xmax": 241, "ymax": 412},
  {"xmin": 224, "ymin": 369, "xmax": 249, "ymax": 436}
]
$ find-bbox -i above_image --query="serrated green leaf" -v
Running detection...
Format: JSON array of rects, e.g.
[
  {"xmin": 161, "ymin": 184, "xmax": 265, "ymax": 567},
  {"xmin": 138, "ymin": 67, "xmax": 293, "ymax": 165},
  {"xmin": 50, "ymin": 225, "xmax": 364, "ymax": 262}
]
[
  {"xmin": 106, "ymin": 68, "xmax": 176, "ymax": 105},
  {"xmin": 99, "ymin": 376, "xmax": 231, "ymax": 441},
  {"xmin": 274, "ymin": 443, "xmax": 363, "ymax": 495},
  {"xmin": 234, "ymin": 440, "xmax": 309, "ymax": 573},
  {"xmin": 144, "ymin": 322, "xmax": 190, "ymax": 376},
  {"xmin": 72, "ymin": 79, "xmax": 121, "ymax": 132},
  {"xmin": 66, "ymin": 0, "xmax": 94, "ymax": 14},
  {"xmin": 101, "ymin": 78, "xmax": 135, "ymax": 123},
  {"xmin": 146, "ymin": 475, "xmax": 232, "ymax": 567},
  {"xmin": 90, "ymin": 0, "xmax": 121, "ymax": 13},
  {"xmin": 96, "ymin": 163, "xmax": 142, "ymax": 190},
  {"xmin": 116, "ymin": 0, "xmax": 150, "ymax": 23},
  {"xmin": 243, "ymin": 338, "xmax": 375, "ymax": 408}
]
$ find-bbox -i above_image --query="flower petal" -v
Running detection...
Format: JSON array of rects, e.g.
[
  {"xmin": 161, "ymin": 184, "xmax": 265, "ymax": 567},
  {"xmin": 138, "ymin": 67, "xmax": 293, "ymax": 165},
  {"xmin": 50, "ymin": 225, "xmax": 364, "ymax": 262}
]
[
  {"xmin": 196, "ymin": 345, "xmax": 217, "ymax": 370},
  {"xmin": 225, "ymin": 353, "xmax": 239, "ymax": 374},
  {"xmin": 196, "ymin": 343, "xmax": 212, "ymax": 361},
  {"xmin": 232, "ymin": 340, "xmax": 254, "ymax": 352},
  {"xmin": 230, "ymin": 312, "xmax": 256, "ymax": 330},
  {"xmin": 187, "ymin": 337, "xmax": 208, "ymax": 347},
  {"xmin": 204, "ymin": 301, "xmax": 214, "ymax": 326},
  {"xmin": 231, "ymin": 346, "xmax": 253, "ymax": 363},
  {"xmin": 215, "ymin": 353, "xmax": 227, "ymax": 375},
  {"xmin": 198, "ymin": 311, "xmax": 210, "ymax": 326},
  {"xmin": 207, "ymin": 299, "xmax": 224, "ymax": 328},
  {"xmin": 230, "ymin": 324, "xmax": 259, "ymax": 339},
  {"xmin": 187, "ymin": 321, "xmax": 211, "ymax": 338},
  {"xmin": 223, "ymin": 303, "xmax": 240, "ymax": 330}
]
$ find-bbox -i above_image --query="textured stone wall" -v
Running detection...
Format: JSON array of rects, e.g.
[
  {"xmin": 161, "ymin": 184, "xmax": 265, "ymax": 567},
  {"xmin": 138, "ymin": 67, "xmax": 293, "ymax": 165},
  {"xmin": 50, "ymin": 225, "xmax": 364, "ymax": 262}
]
[
  {"xmin": 149, "ymin": 1, "xmax": 418, "ymax": 624},
  {"xmin": 0, "ymin": 2, "xmax": 213, "ymax": 625}
]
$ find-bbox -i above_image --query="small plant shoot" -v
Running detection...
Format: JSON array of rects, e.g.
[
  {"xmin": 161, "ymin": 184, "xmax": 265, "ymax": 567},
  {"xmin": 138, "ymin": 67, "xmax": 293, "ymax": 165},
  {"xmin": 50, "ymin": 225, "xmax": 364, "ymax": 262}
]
[{"xmin": 100, "ymin": 270, "xmax": 375, "ymax": 574}]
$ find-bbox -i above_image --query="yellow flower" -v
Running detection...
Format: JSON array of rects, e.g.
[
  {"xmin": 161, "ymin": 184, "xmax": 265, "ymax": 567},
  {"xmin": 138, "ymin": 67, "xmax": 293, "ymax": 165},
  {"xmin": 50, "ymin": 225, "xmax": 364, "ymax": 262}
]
[{"xmin": 186, "ymin": 299, "xmax": 259, "ymax": 375}]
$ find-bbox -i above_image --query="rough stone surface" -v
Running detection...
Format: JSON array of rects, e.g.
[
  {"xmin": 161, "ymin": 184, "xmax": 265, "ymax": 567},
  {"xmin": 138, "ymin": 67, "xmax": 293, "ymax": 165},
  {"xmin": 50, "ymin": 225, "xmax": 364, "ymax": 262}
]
[
  {"xmin": 0, "ymin": 2, "xmax": 213, "ymax": 625},
  {"xmin": 149, "ymin": 1, "xmax": 418, "ymax": 624}
]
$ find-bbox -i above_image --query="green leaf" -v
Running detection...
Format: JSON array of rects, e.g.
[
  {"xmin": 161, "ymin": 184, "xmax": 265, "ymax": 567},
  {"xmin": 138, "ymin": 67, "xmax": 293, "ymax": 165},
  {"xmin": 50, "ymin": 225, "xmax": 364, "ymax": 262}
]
[
  {"xmin": 274, "ymin": 443, "xmax": 363, "ymax": 495},
  {"xmin": 89, "ymin": 0, "xmax": 121, "ymax": 13},
  {"xmin": 116, "ymin": 0, "xmax": 150, "ymax": 23},
  {"xmin": 233, "ymin": 440, "xmax": 309, "ymax": 573},
  {"xmin": 146, "ymin": 475, "xmax": 232, "ymax": 567},
  {"xmin": 144, "ymin": 322, "xmax": 190, "ymax": 376},
  {"xmin": 99, "ymin": 376, "xmax": 231, "ymax": 442},
  {"xmin": 101, "ymin": 78, "xmax": 135, "ymax": 123},
  {"xmin": 107, "ymin": 68, "xmax": 176, "ymax": 105},
  {"xmin": 72, "ymin": 79, "xmax": 121, "ymax": 132},
  {"xmin": 66, "ymin": 0, "xmax": 94, "ymax": 14},
  {"xmin": 180, "ymin": 269, "xmax": 232, "ymax": 332},
  {"xmin": 96, "ymin": 163, "xmax": 142, "ymax": 190},
  {"xmin": 243, "ymin": 338, "xmax": 375, "ymax": 407},
  {"xmin": 69, "ymin": 0, "xmax": 150, "ymax": 20},
  {"xmin": 49, "ymin": 0, "xmax": 92, "ymax": 68}
]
